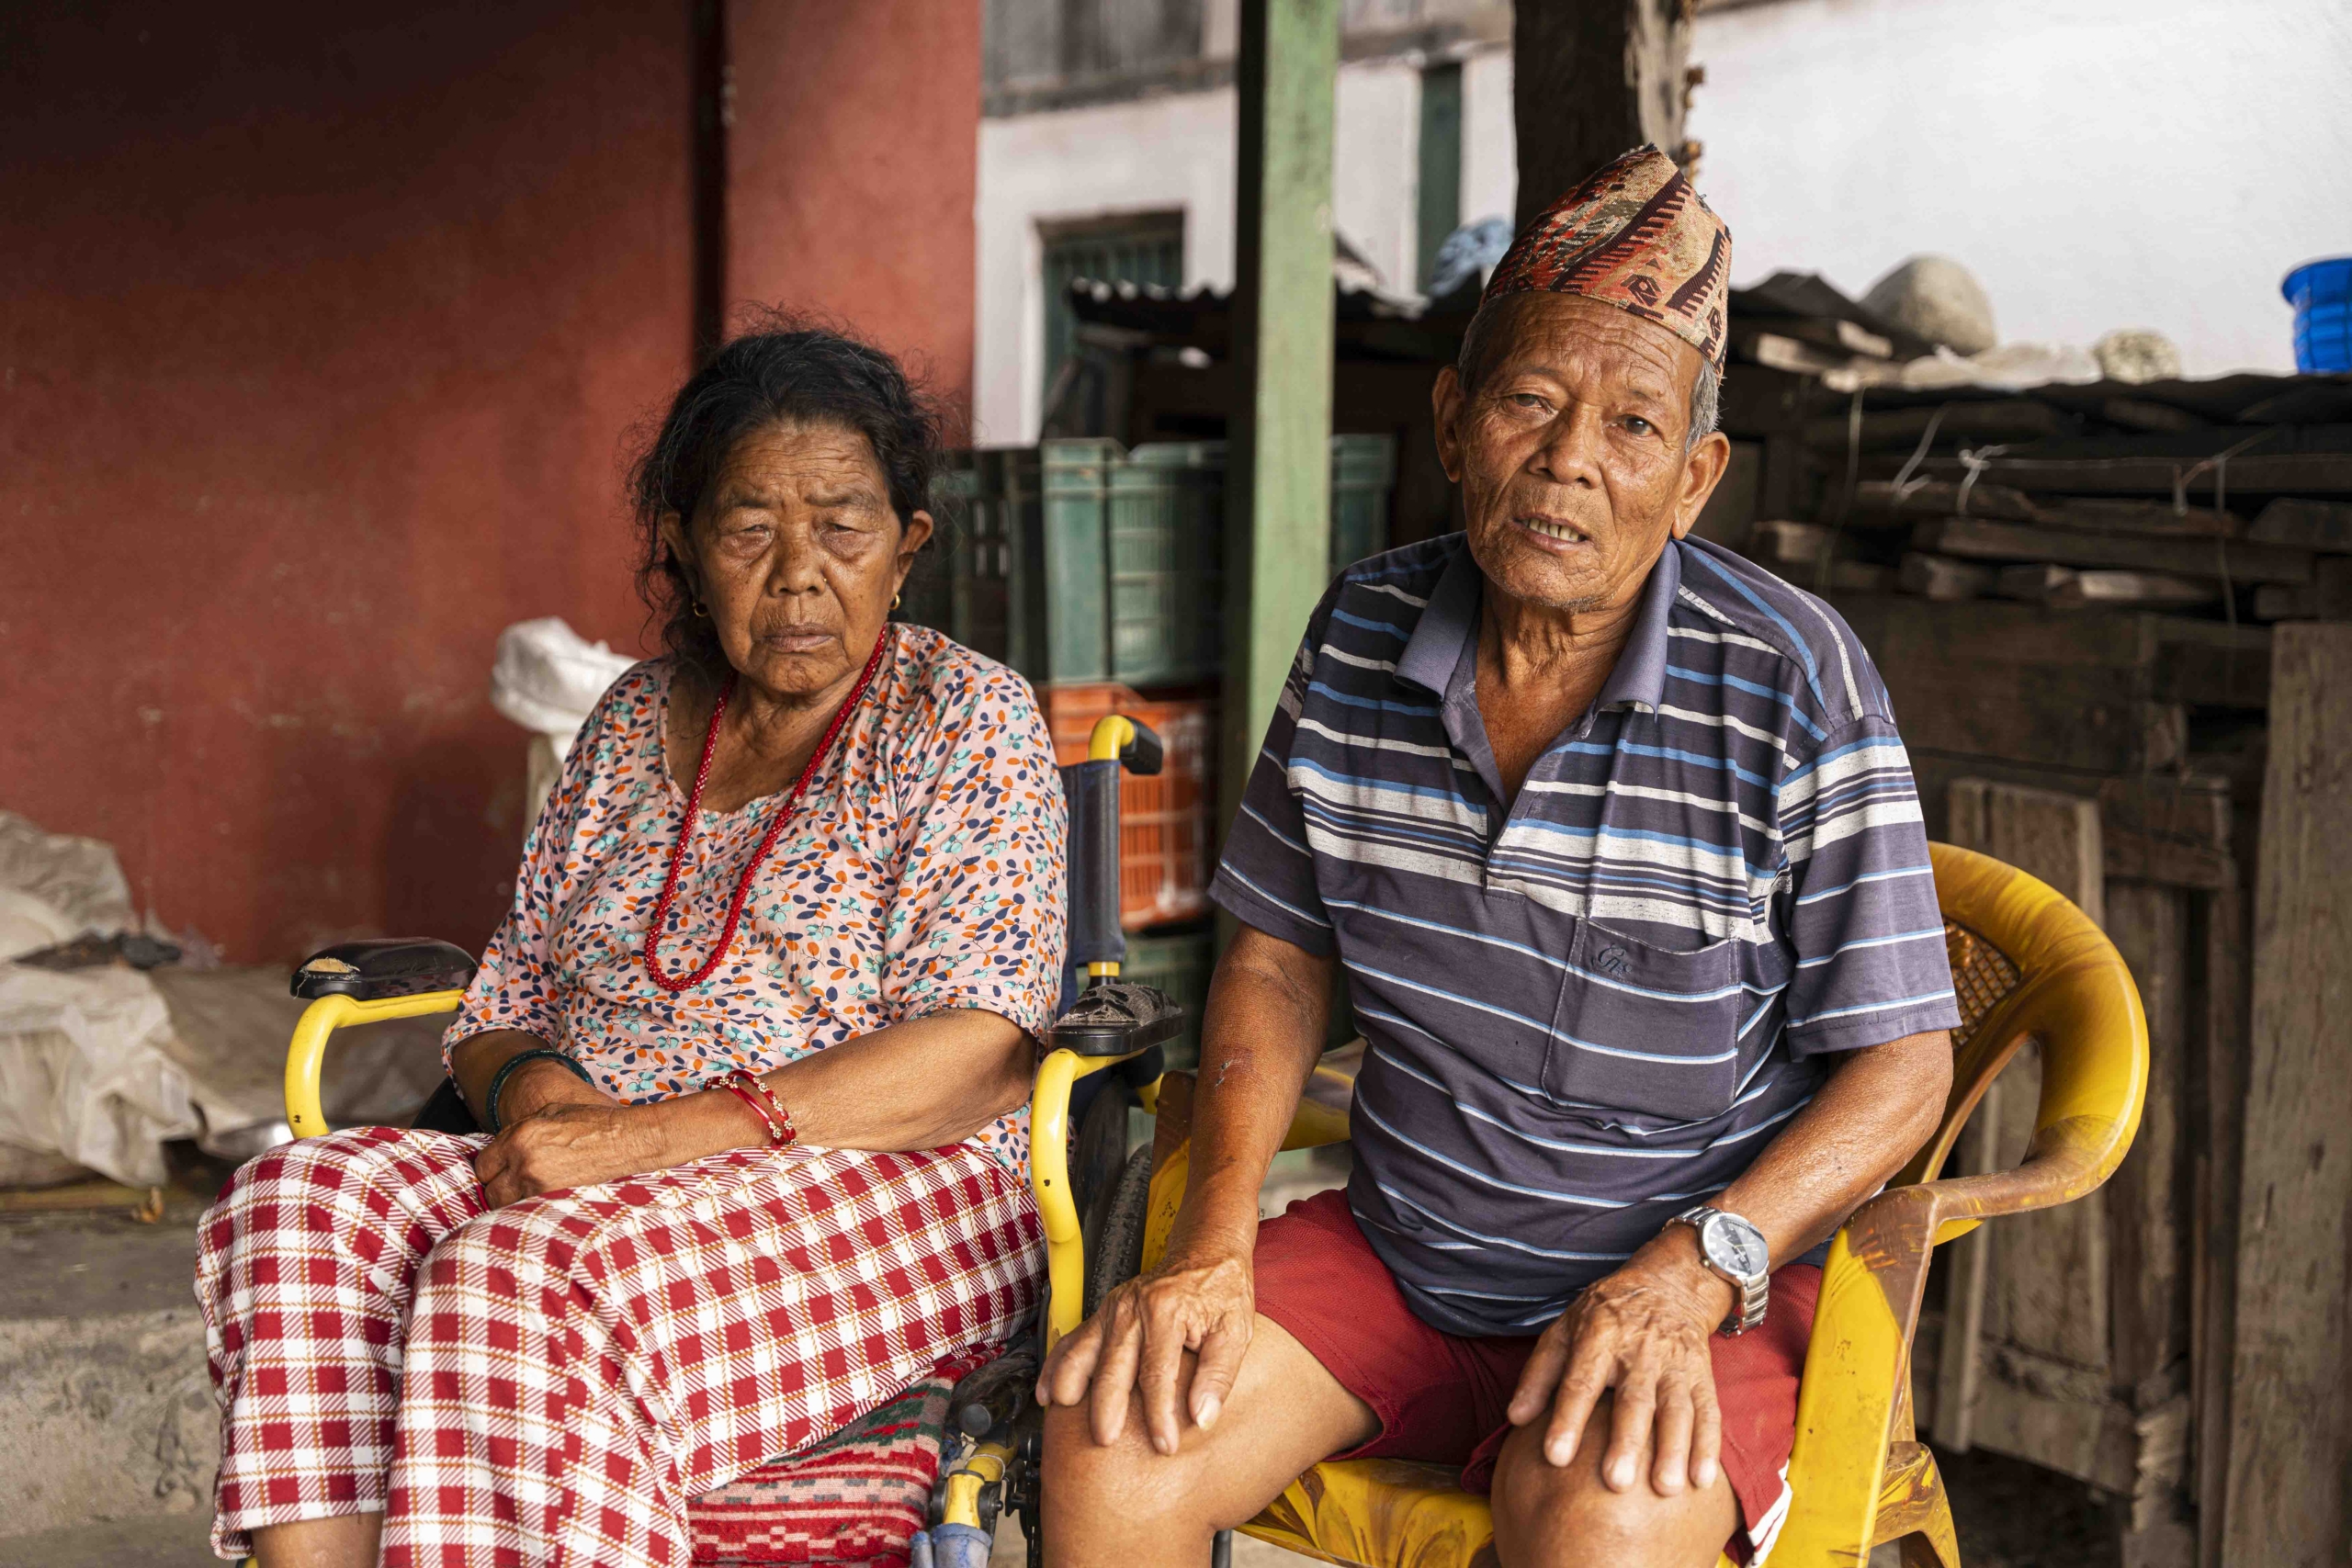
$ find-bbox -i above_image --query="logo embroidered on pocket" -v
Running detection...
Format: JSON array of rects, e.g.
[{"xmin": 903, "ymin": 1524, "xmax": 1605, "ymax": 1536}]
[{"xmin": 1595, "ymin": 945, "xmax": 1630, "ymax": 976}]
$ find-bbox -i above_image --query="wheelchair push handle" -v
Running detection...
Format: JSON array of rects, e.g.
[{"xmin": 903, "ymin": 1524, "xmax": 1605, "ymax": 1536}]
[{"xmin": 1066, "ymin": 714, "xmax": 1161, "ymax": 976}]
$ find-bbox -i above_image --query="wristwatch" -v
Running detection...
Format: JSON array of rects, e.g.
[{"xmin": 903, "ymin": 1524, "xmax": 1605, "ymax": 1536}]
[{"xmin": 1671, "ymin": 1204, "xmax": 1770, "ymax": 1335}]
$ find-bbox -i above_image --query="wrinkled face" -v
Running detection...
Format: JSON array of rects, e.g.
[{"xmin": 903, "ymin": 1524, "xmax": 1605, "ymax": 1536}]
[
  {"xmin": 1434, "ymin": 292, "xmax": 1728, "ymax": 615},
  {"xmin": 663, "ymin": 420, "xmax": 932, "ymax": 699}
]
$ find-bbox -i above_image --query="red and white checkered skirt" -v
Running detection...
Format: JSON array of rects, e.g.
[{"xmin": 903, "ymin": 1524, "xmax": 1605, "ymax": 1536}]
[{"xmin": 195, "ymin": 1126, "xmax": 1042, "ymax": 1564}]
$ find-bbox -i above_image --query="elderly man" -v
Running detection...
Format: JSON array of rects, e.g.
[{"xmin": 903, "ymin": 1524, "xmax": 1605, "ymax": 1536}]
[{"xmin": 1039, "ymin": 146, "xmax": 1960, "ymax": 1567}]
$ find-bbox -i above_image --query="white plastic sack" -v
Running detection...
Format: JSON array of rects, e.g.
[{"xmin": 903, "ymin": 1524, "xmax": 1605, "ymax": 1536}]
[
  {"xmin": 0, "ymin": 810, "xmax": 134, "ymax": 943},
  {"xmin": 0, "ymin": 960, "xmax": 199, "ymax": 1186},
  {"xmin": 148, "ymin": 966, "xmax": 448, "ymax": 1153},
  {"xmin": 490, "ymin": 617, "xmax": 637, "ymax": 758}
]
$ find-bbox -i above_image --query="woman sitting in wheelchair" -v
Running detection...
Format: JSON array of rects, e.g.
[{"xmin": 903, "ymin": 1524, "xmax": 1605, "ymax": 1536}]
[{"xmin": 195, "ymin": 325, "xmax": 1067, "ymax": 1566}]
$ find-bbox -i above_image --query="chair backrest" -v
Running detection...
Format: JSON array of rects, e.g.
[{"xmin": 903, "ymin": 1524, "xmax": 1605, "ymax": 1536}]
[{"xmin": 1895, "ymin": 841, "xmax": 2148, "ymax": 1204}]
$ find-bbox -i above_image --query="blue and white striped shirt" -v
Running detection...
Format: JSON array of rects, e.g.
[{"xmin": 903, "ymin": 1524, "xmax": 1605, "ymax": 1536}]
[{"xmin": 1210, "ymin": 532, "xmax": 1960, "ymax": 1337}]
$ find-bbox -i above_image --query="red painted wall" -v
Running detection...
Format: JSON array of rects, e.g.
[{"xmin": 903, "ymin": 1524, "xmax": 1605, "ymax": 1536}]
[
  {"xmin": 0, "ymin": 3, "xmax": 982, "ymax": 964},
  {"xmin": 727, "ymin": 0, "xmax": 983, "ymax": 434}
]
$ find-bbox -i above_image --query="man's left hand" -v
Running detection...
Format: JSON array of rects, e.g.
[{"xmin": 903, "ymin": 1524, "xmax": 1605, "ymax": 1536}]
[
  {"xmin": 1505, "ymin": 1229, "xmax": 1736, "ymax": 1497},
  {"xmin": 475, "ymin": 1102, "xmax": 679, "ymax": 1207}
]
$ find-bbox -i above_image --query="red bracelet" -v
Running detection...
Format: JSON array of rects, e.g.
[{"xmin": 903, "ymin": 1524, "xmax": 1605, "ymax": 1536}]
[
  {"xmin": 723, "ymin": 1069, "xmax": 797, "ymax": 1148},
  {"xmin": 720, "ymin": 1077, "xmax": 786, "ymax": 1146}
]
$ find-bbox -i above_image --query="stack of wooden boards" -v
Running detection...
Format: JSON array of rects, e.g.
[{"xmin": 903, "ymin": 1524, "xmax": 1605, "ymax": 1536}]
[
  {"xmin": 1724, "ymin": 368, "xmax": 2352, "ymax": 624},
  {"xmin": 1713, "ymin": 282, "xmax": 2352, "ymax": 1568}
]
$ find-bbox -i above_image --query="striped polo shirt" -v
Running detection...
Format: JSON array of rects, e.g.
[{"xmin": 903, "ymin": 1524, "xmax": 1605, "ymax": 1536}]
[{"xmin": 1211, "ymin": 532, "xmax": 1961, "ymax": 1337}]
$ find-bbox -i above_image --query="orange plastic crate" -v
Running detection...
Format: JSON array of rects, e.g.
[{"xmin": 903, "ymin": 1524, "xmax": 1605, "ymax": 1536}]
[{"xmin": 1045, "ymin": 682, "xmax": 1216, "ymax": 931}]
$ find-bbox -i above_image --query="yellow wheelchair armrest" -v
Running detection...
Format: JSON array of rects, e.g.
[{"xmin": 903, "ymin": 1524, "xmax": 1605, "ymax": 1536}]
[
  {"xmin": 284, "ymin": 990, "xmax": 467, "ymax": 1138},
  {"xmin": 1031, "ymin": 1044, "xmax": 1159, "ymax": 1348}
]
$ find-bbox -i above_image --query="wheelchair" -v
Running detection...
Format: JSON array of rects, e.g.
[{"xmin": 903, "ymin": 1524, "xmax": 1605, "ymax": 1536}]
[{"xmin": 279, "ymin": 707, "xmax": 2150, "ymax": 1568}]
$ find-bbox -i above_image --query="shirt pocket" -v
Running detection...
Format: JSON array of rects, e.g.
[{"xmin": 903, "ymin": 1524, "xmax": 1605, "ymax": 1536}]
[{"xmin": 1542, "ymin": 922, "xmax": 1747, "ymax": 1122}]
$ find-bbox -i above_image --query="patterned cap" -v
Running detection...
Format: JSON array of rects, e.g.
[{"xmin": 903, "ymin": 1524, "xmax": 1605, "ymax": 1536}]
[{"xmin": 1483, "ymin": 144, "xmax": 1732, "ymax": 369}]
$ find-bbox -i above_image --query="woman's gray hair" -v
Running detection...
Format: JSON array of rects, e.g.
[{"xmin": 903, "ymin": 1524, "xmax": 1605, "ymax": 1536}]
[{"xmin": 1456, "ymin": 294, "xmax": 1723, "ymax": 451}]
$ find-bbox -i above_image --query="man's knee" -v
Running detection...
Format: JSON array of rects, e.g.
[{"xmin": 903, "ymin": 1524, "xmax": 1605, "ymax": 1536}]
[
  {"xmin": 1488, "ymin": 1405, "xmax": 1732, "ymax": 1568},
  {"xmin": 1039, "ymin": 1397, "xmax": 1218, "ymax": 1535}
]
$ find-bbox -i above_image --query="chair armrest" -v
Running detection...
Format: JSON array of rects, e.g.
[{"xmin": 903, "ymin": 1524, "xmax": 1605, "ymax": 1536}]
[
  {"xmin": 293, "ymin": 938, "xmax": 478, "ymax": 1001},
  {"xmin": 284, "ymin": 988, "xmax": 469, "ymax": 1138},
  {"xmin": 1049, "ymin": 979, "xmax": 1185, "ymax": 1057},
  {"xmin": 1773, "ymin": 1120, "xmax": 2120, "ymax": 1562}
]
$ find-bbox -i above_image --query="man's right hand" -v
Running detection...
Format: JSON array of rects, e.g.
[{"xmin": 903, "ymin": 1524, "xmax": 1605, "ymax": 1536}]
[{"xmin": 1036, "ymin": 1243, "xmax": 1258, "ymax": 1456}]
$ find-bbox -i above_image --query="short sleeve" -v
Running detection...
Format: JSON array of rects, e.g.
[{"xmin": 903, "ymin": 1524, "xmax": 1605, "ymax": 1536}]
[
  {"xmin": 879, "ymin": 663, "xmax": 1069, "ymax": 1042},
  {"xmin": 440, "ymin": 671, "xmax": 646, "ymax": 1068},
  {"xmin": 1775, "ymin": 716, "xmax": 1962, "ymax": 1056},
  {"xmin": 1208, "ymin": 602, "xmax": 1338, "ymax": 956}
]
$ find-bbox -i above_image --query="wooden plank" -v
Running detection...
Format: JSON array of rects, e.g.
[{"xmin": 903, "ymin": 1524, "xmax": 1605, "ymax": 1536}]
[
  {"xmin": 1996, "ymin": 564, "xmax": 2217, "ymax": 611},
  {"xmin": 2193, "ymin": 882, "xmax": 2249, "ymax": 1568},
  {"xmin": 2144, "ymin": 617, "xmax": 2272, "ymax": 711},
  {"xmin": 2247, "ymin": 495, "xmax": 2352, "ymax": 551},
  {"xmin": 1969, "ymin": 1349, "xmax": 2137, "ymax": 1494},
  {"xmin": 1898, "ymin": 551, "xmax": 1994, "ymax": 601},
  {"xmin": 2103, "ymin": 882, "xmax": 2193, "ymax": 1393},
  {"xmin": 2249, "ymin": 556, "xmax": 2352, "ymax": 622},
  {"xmin": 2225, "ymin": 624, "xmax": 2352, "ymax": 1568},
  {"xmin": 1917, "ymin": 449, "xmax": 2352, "ymax": 497},
  {"xmin": 1945, "ymin": 781, "xmax": 2125, "ymax": 1489},
  {"xmin": 1803, "ymin": 399, "xmax": 2072, "ymax": 452},
  {"xmin": 1933, "ymin": 1078, "xmax": 2003, "ymax": 1451},
  {"xmin": 2055, "ymin": 497, "xmax": 2242, "ymax": 540},
  {"xmin": 1949, "ymin": 779, "xmax": 2106, "ymax": 925},
  {"xmin": 1910, "ymin": 515, "xmax": 2314, "ymax": 585},
  {"xmin": 1888, "ymin": 662, "xmax": 2180, "ymax": 773}
]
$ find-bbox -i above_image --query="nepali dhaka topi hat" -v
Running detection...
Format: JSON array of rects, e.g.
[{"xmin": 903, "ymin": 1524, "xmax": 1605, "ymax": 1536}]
[{"xmin": 1483, "ymin": 143, "xmax": 1732, "ymax": 369}]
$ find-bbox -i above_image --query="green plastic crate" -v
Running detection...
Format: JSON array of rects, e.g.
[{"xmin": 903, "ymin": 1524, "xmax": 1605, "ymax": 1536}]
[
  {"xmin": 1329, "ymin": 434, "xmax": 1397, "ymax": 575},
  {"xmin": 1120, "ymin": 925, "xmax": 1216, "ymax": 1073},
  {"xmin": 1046, "ymin": 438, "xmax": 1227, "ymax": 686},
  {"xmin": 905, "ymin": 447, "xmax": 1046, "ymax": 674},
  {"xmin": 910, "ymin": 436, "xmax": 1396, "ymax": 689}
]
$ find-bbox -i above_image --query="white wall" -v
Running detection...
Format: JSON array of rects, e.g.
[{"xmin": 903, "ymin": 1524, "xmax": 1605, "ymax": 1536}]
[
  {"xmin": 974, "ymin": 46, "xmax": 1515, "ymax": 442},
  {"xmin": 1460, "ymin": 44, "xmax": 1516, "ymax": 232},
  {"xmin": 975, "ymin": 89, "xmax": 1240, "ymax": 445},
  {"xmin": 1689, "ymin": 0, "xmax": 2352, "ymax": 376}
]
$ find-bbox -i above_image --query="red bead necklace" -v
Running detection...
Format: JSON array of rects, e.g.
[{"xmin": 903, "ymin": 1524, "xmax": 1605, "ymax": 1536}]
[{"xmin": 643, "ymin": 630, "xmax": 891, "ymax": 993}]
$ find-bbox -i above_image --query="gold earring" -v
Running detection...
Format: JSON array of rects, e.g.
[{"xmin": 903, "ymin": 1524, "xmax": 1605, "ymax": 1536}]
[
  {"xmin": 891, "ymin": 593, "xmax": 902, "ymax": 611},
  {"xmin": 692, "ymin": 600, "xmax": 709, "ymax": 618}
]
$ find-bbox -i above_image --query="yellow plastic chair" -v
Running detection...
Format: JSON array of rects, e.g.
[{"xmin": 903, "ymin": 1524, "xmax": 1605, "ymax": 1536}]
[{"xmin": 1088, "ymin": 841, "xmax": 2147, "ymax": 1568}]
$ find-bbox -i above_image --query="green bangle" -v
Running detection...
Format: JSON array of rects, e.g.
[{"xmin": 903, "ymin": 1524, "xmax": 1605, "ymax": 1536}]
[{"xmin": 484, "ymin": 1047, "xmax": 593, "ymax": 1133}]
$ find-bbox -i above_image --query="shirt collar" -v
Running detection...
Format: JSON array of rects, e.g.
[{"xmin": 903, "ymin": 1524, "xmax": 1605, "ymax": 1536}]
[
  {"xmin": 1395, "ymin": 538, "xmax": 1483, "ymax": 696},
  {"xmin": 1596, "ymin": 537, "xmax": 1679, "ymax": 713},
  {"xmin": 1394, "ymin": 535, "xmax": 1683, "ymax": 714}
]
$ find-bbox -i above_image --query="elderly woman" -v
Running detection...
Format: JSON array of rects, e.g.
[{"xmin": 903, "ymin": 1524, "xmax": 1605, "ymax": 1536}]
[{"xmin": 195, "ymin": 327, "xmax": 1067, "ymax": 1566}]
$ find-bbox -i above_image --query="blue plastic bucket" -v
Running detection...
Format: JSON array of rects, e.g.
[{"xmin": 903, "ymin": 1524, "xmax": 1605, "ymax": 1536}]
[{"xmin": 2283, "ymin": 257, "xmax": 2352, "ymax": 373}]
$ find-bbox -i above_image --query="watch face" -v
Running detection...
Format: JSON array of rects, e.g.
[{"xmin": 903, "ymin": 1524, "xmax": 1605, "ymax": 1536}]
[{"xmin": 1703, "ymin": 1213, "xmax": 1769, "ymax": 1279}]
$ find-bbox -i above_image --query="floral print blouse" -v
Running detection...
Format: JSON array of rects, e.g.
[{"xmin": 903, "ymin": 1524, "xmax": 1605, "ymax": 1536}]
[{"xmin": 444, "ymin": 626, "xmax": 1069, "ymax": 1179}]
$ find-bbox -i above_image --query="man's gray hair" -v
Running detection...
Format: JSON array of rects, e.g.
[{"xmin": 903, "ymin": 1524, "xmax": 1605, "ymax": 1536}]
[
  {"xmin": 1687, "ymin": 359, "xmax": 1720, "ymax": 451},
  {"xmin": 1457, "ymin": 295, "xmax": 1722, "ymax": 452}
]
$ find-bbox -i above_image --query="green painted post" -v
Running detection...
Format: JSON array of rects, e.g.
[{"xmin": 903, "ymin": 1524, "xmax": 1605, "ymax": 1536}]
[{"xmin": 1223, "ymin": 0, "xmax": 1340, "ymax": 856}]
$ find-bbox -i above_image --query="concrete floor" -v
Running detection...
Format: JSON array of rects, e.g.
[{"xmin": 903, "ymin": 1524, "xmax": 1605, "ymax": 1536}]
[
  {"xmin": 0, "ymin": 1511, "xmax": 219, "ymax": 1568},
  {"xmin": 0, "ymin": 1168, "xmax": 2084, "ymax": 1568}
]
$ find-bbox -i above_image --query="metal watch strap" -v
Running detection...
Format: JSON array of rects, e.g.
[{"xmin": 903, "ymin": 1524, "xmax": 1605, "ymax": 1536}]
[{"xmin": 1674, "ymin": 1204, "xmax": 1770, "ymax": 1336}]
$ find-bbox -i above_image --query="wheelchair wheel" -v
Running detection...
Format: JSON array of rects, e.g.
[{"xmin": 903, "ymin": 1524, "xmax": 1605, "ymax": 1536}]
[{"xmin": 1084, "ymin": 1143, "xmax": 1154, "ymax": 1320}]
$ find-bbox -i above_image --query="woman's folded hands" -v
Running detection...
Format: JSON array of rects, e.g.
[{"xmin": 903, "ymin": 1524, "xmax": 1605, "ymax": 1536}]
[{"xmin": 474, "ymin": 1085, "xmax": 758, "ymax": 1208}]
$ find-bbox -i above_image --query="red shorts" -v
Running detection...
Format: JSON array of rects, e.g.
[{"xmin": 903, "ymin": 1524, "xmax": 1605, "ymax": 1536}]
[{"xmin": 1252, "ymin": 1190, "xmax": 1816, "ymax": 1562}]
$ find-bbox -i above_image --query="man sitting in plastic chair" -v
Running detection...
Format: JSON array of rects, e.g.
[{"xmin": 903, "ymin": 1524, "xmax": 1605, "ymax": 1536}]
[{"xmin": 1040, "ymin": 146, "xmax": 1961, "ymax": 1568}]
